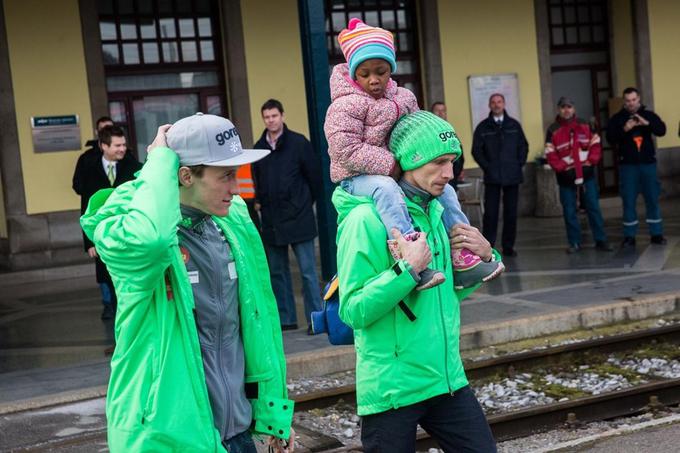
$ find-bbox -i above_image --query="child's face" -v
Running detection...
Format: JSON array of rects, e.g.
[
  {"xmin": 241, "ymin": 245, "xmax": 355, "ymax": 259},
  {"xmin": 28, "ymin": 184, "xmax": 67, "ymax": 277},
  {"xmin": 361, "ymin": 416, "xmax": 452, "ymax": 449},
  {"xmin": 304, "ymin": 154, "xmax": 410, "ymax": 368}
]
[{"xmin": 354, "ymin": 59, "xmax": 391, "ymax": 99}]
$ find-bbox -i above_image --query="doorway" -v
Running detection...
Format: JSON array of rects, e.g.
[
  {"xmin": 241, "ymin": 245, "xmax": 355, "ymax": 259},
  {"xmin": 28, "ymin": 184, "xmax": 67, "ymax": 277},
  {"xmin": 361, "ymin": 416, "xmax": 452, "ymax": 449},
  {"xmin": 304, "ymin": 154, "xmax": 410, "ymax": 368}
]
[
  {"xmin": 547, "ymin": 0, "xmax": 618, "ymax": 194},
  {"xmin": 97, "ymin": 0, "xmax": 226, "ymax": 160}
]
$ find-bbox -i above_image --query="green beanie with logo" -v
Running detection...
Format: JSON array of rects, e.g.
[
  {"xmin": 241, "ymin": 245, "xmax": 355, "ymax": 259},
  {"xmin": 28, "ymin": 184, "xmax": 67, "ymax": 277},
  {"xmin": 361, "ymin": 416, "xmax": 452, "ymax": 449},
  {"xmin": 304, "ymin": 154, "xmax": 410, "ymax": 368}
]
[{"xmin": 389, "ymin": 110, "xmax": 462, "ymax": 171}]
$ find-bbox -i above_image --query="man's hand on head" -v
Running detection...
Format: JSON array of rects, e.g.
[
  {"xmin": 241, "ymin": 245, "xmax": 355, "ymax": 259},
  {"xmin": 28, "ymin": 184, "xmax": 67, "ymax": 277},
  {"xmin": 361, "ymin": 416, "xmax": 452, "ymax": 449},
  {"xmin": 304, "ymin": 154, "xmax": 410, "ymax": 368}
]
[
  {"xmin": 146, "ymin": 124, "xmax": 172, "ymax": 155},
  {"xmin": 391, "ymin": 228, "xmax": 431, "ymax": 274}
]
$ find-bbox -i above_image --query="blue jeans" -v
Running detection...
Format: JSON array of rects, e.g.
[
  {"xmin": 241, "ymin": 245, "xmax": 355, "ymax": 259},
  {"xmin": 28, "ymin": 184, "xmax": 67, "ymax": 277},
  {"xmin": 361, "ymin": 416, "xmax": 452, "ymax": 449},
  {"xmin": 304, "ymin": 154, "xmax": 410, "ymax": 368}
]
[
  {"xmin": 361, "ymin": 386, "xmax": 497, "ymax": 453},
  {"xmin": 266, "ymin": 239, "xmax": 322, "ymax": 326},
  {"xmin": 341, "ymin": 175, "xmax": 468, "ymax": 237},
  {"xmin": 99, "ymin": 282, "xmax": 114, "ymax": 306},
  {"xmin": 222, "ymin": 430, "xmax": 257, "ymax": 453},
  {"xmin": 619, "ymin": 163, "xmax": 663, "ymax": 237},
  {"xmin": 558, "ymin": 177, "xmax": 607, "ymax": 246}
]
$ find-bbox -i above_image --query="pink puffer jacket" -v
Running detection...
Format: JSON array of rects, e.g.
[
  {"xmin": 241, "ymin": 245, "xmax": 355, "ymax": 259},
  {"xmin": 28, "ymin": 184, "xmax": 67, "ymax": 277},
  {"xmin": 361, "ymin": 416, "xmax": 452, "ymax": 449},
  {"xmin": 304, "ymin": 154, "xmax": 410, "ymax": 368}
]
[{"xmin": 324, "ymin": 63, "xmax": 419, "ymax": 183}]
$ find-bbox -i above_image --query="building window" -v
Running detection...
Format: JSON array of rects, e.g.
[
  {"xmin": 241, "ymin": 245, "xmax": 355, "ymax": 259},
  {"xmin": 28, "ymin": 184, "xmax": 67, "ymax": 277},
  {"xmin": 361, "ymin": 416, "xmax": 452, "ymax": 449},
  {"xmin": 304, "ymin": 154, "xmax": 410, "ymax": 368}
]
[
  {"xmin": 324, "ymin": 0, "xmax": 423, "ymax": 104},
  {"xmin": 99, "ymin": 0, "xmax": 218, "ymax": 66},
  {"xmin": 547, "ymin": 0, "xmax": 617, "ymax": 194},
  {"xmin": 548, "ymin": 0, "xmax": 608, "ymax": 51},
  {"xmin": 97, "ymin": 0, "xmax": 225, "ymax": 161}
]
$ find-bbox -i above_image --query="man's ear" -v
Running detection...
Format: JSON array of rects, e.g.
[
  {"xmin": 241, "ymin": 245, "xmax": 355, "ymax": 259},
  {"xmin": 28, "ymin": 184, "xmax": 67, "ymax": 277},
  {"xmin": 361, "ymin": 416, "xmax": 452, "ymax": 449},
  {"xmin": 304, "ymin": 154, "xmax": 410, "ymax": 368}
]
[{"xmin": 178, "ymin": 166, "xmax": 193, "ymax": 187}]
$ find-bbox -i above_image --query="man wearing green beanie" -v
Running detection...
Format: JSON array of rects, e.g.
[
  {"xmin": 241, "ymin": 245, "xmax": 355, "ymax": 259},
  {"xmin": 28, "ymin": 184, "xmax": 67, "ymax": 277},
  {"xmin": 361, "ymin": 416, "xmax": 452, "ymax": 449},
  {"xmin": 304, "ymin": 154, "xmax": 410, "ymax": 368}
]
[{"xmin": 333, "ymin": 111, "xmax": 498, "ymax": 452}]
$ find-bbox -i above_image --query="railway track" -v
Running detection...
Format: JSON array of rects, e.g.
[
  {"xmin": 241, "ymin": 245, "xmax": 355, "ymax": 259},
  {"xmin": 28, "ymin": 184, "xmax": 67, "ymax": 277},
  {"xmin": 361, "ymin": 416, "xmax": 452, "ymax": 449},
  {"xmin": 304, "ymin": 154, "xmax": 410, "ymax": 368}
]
[
  {"xmin": 294, "ymin": 322, "xmax": 680, "ymax": 411},
  {"xmin": 318, "ymin": 378, "xmax": 680, "ymax": 452},
  {"xmin": 9, "ymin": 323, "xmax": 680, "ymax": 452},
  {"xmin": 294, "ymin": 323, "xmax": 680, "ymax": 451}
]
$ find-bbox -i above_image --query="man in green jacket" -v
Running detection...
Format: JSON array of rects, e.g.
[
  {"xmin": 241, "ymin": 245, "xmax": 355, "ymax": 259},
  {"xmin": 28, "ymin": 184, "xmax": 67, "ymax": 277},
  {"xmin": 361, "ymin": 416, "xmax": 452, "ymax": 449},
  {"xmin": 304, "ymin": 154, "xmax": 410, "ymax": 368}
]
[
  {"xmin": 81, "ymin": 114, "xmax": 294, "ymax": 452},
  {"xmin": 335, "ymin": 111, "xmax": 497, "ymax": 452}
]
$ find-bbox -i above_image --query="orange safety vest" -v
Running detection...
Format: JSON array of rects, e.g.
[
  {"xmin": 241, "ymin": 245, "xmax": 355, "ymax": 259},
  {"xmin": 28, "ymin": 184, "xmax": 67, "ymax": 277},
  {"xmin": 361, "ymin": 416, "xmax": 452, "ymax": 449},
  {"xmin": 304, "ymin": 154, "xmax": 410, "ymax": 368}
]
[{"xmin": 237, "ymin": 164, "xmax": 255, "ymax": 199}]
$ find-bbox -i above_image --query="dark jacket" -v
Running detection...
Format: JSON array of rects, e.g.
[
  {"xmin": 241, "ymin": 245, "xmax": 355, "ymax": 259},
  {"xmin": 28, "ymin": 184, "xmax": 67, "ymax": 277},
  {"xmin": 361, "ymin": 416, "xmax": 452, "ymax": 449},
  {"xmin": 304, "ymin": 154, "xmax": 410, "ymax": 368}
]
[
  {"xmin": 252, "ymin": 125, "xmax": 322, "ymax": 246},
  {"xmin": 606, "ymin": 106, "xmax": 666, "ymax": 165},
  {"xmin": 471, "ymin": 111, "xmax": 529, "ymax": 186},
  {"xmin": 72, "ymin": 144, "xmax": 142, "ymax": 251},
  {"xmin": 449, "ymin": 148, "xmax": 465, "ymax": 191}
]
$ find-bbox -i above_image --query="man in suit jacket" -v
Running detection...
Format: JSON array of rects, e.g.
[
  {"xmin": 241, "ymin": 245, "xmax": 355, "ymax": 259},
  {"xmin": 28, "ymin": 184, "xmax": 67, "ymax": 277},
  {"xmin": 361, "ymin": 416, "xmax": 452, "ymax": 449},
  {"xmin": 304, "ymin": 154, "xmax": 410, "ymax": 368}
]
[
  {"xmin": 72, "ymin": 125, "xmax": 142, "ymax": 320},
  {"xmin": 252, "ymin": 99, "xmax": 323, "ymax": 333},
  {"xmin": 472, "ymin": 93, "xmax": 529, "ymax": 257}
]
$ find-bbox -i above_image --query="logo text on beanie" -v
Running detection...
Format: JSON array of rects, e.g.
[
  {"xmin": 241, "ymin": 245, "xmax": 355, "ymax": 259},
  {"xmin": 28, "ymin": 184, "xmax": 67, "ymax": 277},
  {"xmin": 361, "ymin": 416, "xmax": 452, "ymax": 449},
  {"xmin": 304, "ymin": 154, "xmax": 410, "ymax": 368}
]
[
  {"xmin": 411, "ymin": 152, "xmax": 422, "ymax": 163},
  {"xmin": 215, "ymin": 127, "xmax": 239, "ymax": 146},
  {"xmin": 438, "ymin": 130, "xmax": 458, "ymax": 142}
]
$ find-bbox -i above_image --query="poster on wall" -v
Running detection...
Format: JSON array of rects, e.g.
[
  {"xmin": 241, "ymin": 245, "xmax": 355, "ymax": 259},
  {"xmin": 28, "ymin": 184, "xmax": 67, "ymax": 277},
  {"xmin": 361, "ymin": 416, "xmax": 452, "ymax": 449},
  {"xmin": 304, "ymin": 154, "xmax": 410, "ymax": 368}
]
[
  {"xmin": 31, "ymin": 115, "xmax": 81, "ymax": 153},
  {"xmin": 468, "ymin": 74, "xmax": 521, "ymax": 130}
]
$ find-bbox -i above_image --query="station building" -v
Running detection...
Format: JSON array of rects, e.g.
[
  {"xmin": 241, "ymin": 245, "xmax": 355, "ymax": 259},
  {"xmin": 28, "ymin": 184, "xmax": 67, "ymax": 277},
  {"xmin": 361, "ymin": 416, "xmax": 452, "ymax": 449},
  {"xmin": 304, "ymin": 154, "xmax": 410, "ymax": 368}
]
[{"xmin": 0, "ymin": 0, "xmax": 678, "ymax": 272}]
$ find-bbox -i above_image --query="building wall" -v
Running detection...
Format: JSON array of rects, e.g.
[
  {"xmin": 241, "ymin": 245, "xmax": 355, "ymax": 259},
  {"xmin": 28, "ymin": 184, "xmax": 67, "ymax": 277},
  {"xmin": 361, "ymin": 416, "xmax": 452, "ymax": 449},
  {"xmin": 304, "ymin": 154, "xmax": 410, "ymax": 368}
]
[
  {"xmin": 437, "ymin": 0, "xmax": 545, "ymax": 167},
  {"xmin": 648, "ymin": 0, "xmax": 680, "ymax": 150},
  {"xmin": 611, "ymin": 0, "xmax": 636, "ymax": 94},
  {"xmin": 4, "ymin": 0, "xmax": 91, "ymax": 215},
  {"xmin": 647, "ymin": 0, "xmax": 680, "ymax": 198},
  {"xmin": 240, "ymin": 0, "xmax": 310, "ymax": 144}
]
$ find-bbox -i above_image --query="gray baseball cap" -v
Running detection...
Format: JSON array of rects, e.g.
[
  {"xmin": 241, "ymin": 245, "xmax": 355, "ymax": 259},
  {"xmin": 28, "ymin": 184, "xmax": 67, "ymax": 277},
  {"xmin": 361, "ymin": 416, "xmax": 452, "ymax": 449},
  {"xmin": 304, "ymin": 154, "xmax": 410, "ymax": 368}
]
[{"xmin": 167, "ymin": 113, "xmax": 270, "ymax": 166}]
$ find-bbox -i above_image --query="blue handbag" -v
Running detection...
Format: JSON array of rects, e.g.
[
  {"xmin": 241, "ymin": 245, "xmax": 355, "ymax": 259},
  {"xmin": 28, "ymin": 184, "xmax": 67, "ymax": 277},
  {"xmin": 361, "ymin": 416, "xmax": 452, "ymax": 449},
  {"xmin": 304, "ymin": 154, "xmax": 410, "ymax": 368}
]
[{"xmin": 310, "ymin": 275, "xmax": 354, "ymax": 345}]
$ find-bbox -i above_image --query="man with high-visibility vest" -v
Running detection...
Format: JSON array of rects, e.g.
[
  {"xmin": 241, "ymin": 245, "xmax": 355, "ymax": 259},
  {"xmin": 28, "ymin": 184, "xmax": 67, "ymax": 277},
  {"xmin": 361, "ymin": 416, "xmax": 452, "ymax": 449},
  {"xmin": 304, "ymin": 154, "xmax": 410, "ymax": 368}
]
[
  {"xmin": 253, "ymin": 99, "xmax": 323, "ymax": 334},
  {"xmin": 236, "ymin": 164, "xmax": 261, "ymax": 231}
]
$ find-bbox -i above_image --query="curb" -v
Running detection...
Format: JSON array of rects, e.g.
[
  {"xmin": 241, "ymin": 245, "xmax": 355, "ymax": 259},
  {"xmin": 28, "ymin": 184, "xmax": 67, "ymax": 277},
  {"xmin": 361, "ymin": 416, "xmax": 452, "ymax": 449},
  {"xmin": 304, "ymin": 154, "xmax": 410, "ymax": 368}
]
[
  {"xmin": 286, "ymin": 345, "xmax": 355, "ymax": 380},
  {"xmin": 286, "ymin": 291, "xmax": 680, "ymax": 380},
  {"xmin": 0, "ymin": 263, "xmax": 93, "ymax": 287},
  {"xmin": 0, "ymin": 385, "xmax": 106, "ymax": 416},
  {"xmin": 459, "ymin": 291, "xmax": 680, "ymax": 350}
]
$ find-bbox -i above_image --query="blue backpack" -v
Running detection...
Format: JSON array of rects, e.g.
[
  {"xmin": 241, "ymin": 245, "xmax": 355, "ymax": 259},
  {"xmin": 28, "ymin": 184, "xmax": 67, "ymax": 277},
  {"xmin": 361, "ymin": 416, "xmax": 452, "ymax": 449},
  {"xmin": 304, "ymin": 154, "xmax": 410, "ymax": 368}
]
[{"xmin": 310, "ymin": 275, "xmax": 354, "ymax": 345}]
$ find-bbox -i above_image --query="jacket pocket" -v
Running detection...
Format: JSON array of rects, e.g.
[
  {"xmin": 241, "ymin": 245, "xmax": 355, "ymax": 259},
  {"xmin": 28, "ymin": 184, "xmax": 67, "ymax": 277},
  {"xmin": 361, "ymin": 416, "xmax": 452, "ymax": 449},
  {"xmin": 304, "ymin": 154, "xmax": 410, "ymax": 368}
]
[
  {"xmin": 141, "ymin": 345, "xmax": 160, "ymax": 424},
  {"xmin": 242, "ymin": 309, "xmax": 275, "ymax": 381}
]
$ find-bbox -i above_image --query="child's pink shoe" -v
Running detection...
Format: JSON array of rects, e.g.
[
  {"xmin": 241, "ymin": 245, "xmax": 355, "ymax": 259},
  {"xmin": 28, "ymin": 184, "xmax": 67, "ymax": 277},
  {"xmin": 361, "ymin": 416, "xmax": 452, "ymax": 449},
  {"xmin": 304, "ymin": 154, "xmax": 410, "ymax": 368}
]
[
  {"xmin": 452, "ymin": 247, "xmax": 483, "ymax": 269},
  {"xmin": 451, "ymin": 247, "xmax": 504, "ymax": 290}
]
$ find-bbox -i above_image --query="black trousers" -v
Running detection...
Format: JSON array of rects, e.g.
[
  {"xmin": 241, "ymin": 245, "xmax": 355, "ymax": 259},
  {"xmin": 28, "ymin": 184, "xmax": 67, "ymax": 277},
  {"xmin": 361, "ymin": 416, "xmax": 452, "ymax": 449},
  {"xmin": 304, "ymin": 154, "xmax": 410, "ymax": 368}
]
[
  {"xmin": 361, "ymin": 386, "xmax": 497, "ymax": 453},
  {"xmin": 482, "ymin": 184, "xmax": 519, "ymax": 251}
]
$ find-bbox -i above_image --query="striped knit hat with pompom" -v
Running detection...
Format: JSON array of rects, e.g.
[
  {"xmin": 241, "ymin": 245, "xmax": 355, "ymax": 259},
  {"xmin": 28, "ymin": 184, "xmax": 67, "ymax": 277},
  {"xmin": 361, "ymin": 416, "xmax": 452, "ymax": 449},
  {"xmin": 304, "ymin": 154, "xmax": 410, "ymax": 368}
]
[
  {"xmin": 389, "ymin": 111, "xmax": 462, "ymax": 171},
  {"xmin": 338, "ymin": 18, "xmax": 397, "ymax": 80}
]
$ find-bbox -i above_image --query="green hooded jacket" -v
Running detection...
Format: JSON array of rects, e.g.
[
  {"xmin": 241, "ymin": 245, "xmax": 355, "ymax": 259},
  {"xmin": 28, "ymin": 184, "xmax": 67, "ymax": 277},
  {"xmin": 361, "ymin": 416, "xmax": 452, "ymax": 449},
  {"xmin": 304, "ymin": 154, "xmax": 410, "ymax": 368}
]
[
  {"xmin": 81, "ymin": 147, "xmax": 293, "ymax": 452},
  {"xmin": 333, "ymin": 187, "xmax": 498, "ymax": 416}
]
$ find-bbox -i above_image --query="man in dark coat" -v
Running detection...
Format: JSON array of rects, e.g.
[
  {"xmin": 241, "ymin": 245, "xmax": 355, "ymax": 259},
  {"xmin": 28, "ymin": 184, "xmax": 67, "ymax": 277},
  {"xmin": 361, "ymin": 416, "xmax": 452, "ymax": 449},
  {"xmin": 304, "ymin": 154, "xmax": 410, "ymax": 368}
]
[
  {"xmin": 72, "ymin": 125, "xmax": 142, "ymax": 320},
  {"xmin": 606, "ymin": 87, "xmax": 667, "ymax": 247},
  {"xmin": 252, "ymin": 99, "xmax": 323, "ymax": 332},
  {"xmin": 472, "ymin": 93, "xmax": 529, "ymax": 257}
]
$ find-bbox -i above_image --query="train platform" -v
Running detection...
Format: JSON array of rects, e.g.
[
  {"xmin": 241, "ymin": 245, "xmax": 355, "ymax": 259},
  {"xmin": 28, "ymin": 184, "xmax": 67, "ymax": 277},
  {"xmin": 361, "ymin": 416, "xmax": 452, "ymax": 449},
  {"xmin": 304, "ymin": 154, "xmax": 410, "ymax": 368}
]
[{"xmin": 1, "ymin": 198, "xmax": 679, "ymax": 414}]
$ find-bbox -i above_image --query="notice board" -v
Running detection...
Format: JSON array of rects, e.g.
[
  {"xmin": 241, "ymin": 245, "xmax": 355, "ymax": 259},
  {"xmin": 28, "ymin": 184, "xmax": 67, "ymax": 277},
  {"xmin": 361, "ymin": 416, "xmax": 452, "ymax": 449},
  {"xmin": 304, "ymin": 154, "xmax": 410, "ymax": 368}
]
[{"xmin": 468, "ymin": 73, "xmax": 521, "ymax": 130}]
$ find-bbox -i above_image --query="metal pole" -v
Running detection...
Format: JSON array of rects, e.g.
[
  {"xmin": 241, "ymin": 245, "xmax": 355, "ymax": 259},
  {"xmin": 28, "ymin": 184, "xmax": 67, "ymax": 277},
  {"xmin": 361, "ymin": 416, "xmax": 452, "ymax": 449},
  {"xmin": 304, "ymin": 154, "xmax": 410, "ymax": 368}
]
[{"xmin": 298, "ymin": 0, "xmax": 337, "ymax": 280}]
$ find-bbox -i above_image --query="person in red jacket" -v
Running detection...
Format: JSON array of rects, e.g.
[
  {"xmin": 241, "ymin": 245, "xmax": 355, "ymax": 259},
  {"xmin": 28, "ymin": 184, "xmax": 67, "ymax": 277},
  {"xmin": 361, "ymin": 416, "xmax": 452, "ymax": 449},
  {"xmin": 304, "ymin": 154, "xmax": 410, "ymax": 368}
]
[{"xmin": 545, "ymin": 97, "xmax": 612, "ymax": 254}]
